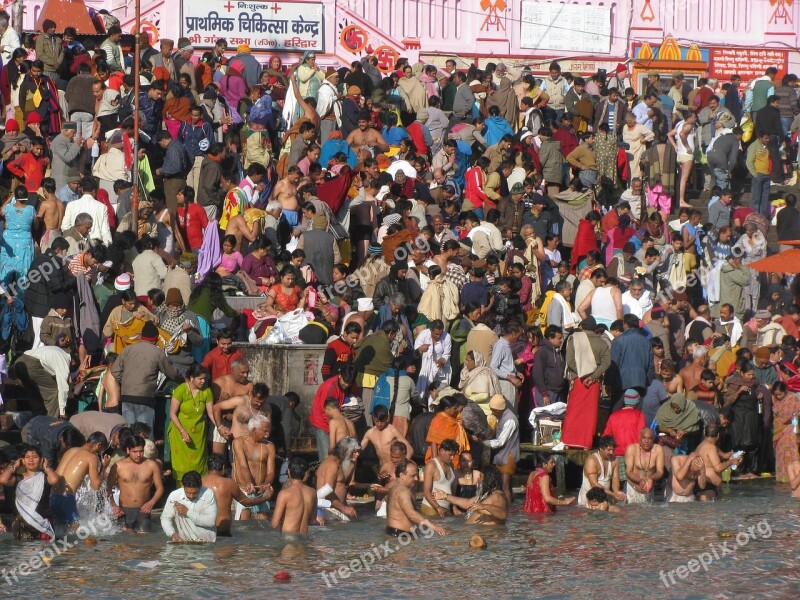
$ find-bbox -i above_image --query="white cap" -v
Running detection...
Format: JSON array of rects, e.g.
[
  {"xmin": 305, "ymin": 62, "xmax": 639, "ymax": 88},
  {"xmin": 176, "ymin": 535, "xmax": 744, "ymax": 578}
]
[{"xmin": 357, "ymin": 298, "xmax": 374, "ymax": 312}]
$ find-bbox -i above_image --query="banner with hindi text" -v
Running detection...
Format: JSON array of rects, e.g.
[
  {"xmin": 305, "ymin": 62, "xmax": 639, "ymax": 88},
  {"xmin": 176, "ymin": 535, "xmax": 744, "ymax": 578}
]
[{"xmin": 182, "ymin": 1, "xmax": 324, "ymax": 52}]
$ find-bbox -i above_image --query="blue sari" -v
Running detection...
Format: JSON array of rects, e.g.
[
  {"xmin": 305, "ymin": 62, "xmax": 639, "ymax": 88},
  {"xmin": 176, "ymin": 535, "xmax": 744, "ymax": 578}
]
[{"xmin": 0, "ymin": 200, "xmax": 35, "ymax": 288}]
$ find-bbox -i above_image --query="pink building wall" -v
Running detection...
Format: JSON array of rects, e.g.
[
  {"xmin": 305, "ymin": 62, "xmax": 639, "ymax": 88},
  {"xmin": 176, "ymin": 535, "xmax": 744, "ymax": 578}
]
[{"xmin": 19, "ymin": 1, "xmax": 800, "ymax": 75}]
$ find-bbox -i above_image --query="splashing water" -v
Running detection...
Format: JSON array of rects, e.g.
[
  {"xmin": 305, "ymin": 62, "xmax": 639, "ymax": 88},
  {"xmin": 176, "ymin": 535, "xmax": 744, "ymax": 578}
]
[{"xmin": 75, "ymin": 475, "xmax": 121, "ymax": 536}]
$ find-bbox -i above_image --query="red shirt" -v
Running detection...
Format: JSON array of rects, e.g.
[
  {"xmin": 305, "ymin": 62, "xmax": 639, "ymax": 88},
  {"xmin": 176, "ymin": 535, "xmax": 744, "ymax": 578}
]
[
  {"xmin": 603, "ymin": 408, "xmax": 646, "ymax": 456},
  {"xmin": 7, "ymin": 152, "xmax": 48, "ymax": 193},
  {"xmin": 322, "ymin": 337, "xmax": 355, "ymax": 379},
  {"xmin": 200, "ymin": 347, "xmax": 244, "ymax": 380},
  {"xmin": 309, "ymin": 375, "xmax": 347, "ymax": 433},
  {"xmin": 177, "ymin": 203, "xmax": 209, "ymax": 250},
  {"xmin": 601, "ymin": 209, "xmax": 620, "ymax": 244}
]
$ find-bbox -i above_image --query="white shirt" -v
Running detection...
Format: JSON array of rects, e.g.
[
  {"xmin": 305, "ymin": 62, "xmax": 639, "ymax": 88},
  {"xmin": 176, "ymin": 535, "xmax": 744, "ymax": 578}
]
[
  {"xmin": 24, "ymin": 346, "xmax": 72, "ymax": 415},
  {"xmin": 484, "ymin": 410, "xmax": 518, "ymax": 449},
  {"xmin": 0, "ymin": 27, "xmax": 21, "ymax": 63},
  {"xmin": 621, "ymin": 289, "xmax": 652, "ymax": 319},
  {"xmin": 160, "ymin": 487, "xmax": 217, "ymax": 542},
  {"xmin": 61, "ymin": 194, "xmax": 113, "ymax": 246}
]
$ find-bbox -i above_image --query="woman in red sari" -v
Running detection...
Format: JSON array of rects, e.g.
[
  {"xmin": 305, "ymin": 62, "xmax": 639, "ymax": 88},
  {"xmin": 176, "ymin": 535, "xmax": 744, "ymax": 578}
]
[
  {"xmin": 570, "ymin": 210, "xmax": 601, "ymax": 273},
  {"xmin": 523, "ymin": 455, "xmax": 576, "ymax": 513},
  {"xmin": 772, "ymin": 381, "xmax": 800, "ymax": 483}
]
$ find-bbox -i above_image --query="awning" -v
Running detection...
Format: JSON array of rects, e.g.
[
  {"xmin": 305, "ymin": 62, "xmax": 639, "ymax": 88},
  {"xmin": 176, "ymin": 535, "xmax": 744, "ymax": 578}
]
[{"xmin": 747, "ymin": 249, "xmax": 800, "ymax": 273}]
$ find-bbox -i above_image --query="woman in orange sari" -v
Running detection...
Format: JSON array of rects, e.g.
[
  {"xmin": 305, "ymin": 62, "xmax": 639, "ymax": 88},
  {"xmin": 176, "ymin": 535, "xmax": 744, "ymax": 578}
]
[
  {"xmin": 771, "ymin": 381, "xmax": 800, "ymax": 483},
  {"xmin": 425, "ymin": 395, "xmax": 469, "ymax": 468}
]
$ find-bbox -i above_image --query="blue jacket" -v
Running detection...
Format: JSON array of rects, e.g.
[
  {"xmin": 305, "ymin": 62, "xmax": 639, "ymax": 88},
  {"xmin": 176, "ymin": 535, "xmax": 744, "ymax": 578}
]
[
  {"xmin": 610, "ymin": 328, "xmax": 655, "ymax": 392},
  {"xmin": 483, "ymin": 116, "xmax": 514, "ymax": 147},
  {"xmin": 179, "ymin": 121, "xmax": 215, "ymax": 158}
]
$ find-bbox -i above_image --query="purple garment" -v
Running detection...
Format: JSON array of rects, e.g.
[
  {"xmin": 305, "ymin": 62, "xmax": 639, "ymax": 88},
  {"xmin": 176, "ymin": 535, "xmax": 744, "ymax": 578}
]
[
  {"xmin": 196, "ymin": 220, "xmax": 222, "ymax": 284},
  {"xmin": 241, "ymin": 253, "xmax": 277, "ymax": 283},
  {"xmin": 219, "ymin": 73, "xmax": 247, "ymax": 109}
]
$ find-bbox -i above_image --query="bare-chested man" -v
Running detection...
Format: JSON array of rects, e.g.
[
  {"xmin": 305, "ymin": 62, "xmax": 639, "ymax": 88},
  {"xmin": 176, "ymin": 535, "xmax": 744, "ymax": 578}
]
[
  {"xmin": 37, "ymin": 178, "xmax": 65, "ymax": 250},
  {"xmin": 224, "ymin": 212, "xmax": 260, "ymax": 251},
  {"xmin": 346, "ymin": 113, "xmax": 389, "ymax": 161},
  {"xmin": 371, "ymin": 440, "xmax": 407, "ymax": 513},
  {"xmin": 326, "ymin": 397, "xmax": 356, "ymax": 450},
  {"xmin": 202, "ymin": 453, "xmax": 269, "ymax": 535},
  {"xmin": 107, "ymin": 435, "xmax": 163, "ymax": 532},
  {"xmin": 669, "ymin": 452, "xmax": 707, "ymax": 503},
  {"xmin": 386, "ymin": 459, "xmax": 445, "ymax": 537},
  {"xmin": 231, "ymin": 414, "xmax": 275, "ymax": 520},
  {"xmin": 52, "ymin": 432, "xmax": 108, "ymax": 529},
  {"xmin": 578, "ymin": 436, "xmax": 627, "ymax": 506},
  {"xmin": 316, "ymin": 437, "xmax": 360, "ymax": 520},
  {"xmin": 361, "ymin": 404, "xmax": 413, "ymax": 466},
  {"xmin": 660, "ymin": 360, "xmax": 684, "ymax": 395},
  {"xmin": 271, "ymin": 457, "xmax": 317, "ymax": 534},
  {"xmin": 213, "ymin": 382, "xmax": 271, "ymax": 446},
  {"xmin": 788, "ymin": 461, "xmax": 800, "ymax": 499},
  {"xmin": 211, "ymin": 360, "xmax": 254, "ymax": 454},
  {"xmin": 695, "ymin": 422, "xmax": 742, "ymax": 501},
  {"xmin": 624, "ymin": 427, "xmax": 665, "ymax": 504},
  {"xmin": 679, "ymin": 346, "xmax": 708, "ymax": 392},
  {"xmin": 273, "ymin": 166, "xmax": 302, "ymax": 227}
]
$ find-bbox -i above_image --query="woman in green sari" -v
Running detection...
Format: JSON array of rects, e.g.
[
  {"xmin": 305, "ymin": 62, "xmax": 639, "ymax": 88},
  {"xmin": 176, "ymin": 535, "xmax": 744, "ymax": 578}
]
[
  {"xmin": 594, "ymin": 122, "xmax": 619, "ymax": 187},
  {"xmin": 167, "ymin": 364, "xmax": 213, "ymax": 484}
]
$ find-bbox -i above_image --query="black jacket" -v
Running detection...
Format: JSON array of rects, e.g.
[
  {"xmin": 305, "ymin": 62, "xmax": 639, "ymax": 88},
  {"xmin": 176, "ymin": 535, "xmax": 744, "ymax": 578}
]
[
  {"xmin": 23, "ymin": 250, "xmax": 76, "ymax": 318},
  {"xmin": 755, "ymin": 105, "xmax": 783, "ymax": 137}
]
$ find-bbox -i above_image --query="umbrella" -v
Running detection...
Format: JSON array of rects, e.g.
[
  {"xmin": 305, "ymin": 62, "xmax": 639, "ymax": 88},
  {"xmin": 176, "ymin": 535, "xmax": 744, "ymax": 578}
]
[{"xmin": 747, "ymin": 249, "xmax": 800, "ymax": 273}]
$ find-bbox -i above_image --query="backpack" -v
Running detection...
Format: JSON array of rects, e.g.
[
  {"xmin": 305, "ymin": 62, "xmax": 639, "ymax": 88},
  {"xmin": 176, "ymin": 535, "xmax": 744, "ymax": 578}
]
[{"xmin": 371, "ymin": 371, "xmax": 393, "ymax": 414}]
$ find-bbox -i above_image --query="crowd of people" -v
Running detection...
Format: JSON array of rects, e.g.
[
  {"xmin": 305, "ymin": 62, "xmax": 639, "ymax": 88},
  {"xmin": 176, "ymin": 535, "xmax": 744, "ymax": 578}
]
[{"xmin": 0, "ymin": 15, "xmax": 800, "ymax": 543}]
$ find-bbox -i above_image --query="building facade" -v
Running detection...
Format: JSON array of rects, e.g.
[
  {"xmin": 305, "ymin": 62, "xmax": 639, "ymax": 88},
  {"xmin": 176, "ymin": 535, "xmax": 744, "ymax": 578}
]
[{"xmin": 21, "ymin": 0, "xmax": 800, "ymax": 87}]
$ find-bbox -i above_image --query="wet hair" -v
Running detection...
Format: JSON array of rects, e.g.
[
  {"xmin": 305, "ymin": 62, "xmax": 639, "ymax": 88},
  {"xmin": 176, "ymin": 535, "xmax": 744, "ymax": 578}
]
[
  {"xmin": 437, "ymin": 395, "xmax": 459, "ymax": 411},
  {"xmin": 372, "ymin": 404, "xmax": 389, "ymax": 422},
  {"xmin": 185, "ymin": 363, "xmax": 208, "ymax": 380},
  {"xmin": 705, "ymin": 422, "xmax": 721, "ymax": 438},
  {"xmin": 62, "ymin": 428, "xmax": 86, "ymax": 450},
  {"xmin": 479, "ymin": 465, "xmax": 503, "ymax": 496},
  {"xmin": 19, "ymin": 444, "xmax": 42, "ymax": 459},
  {"xmin": 131, "ymin": 422, "xmax": 151, "ymax": 438},
  {"xmin": 395, "ymin": 458, "xmax": 417, "ymax": 478},
  {"xmin": 248, "ymin": 414, "xmax": 271, "ymax": 432},
  {"xmin": 252, "ymin": 382, "xmax": 269, "ymax": 398},
  {"xmin": 586, "ymin": 487, "xmax": 607, "ymax": 503},
  {"xmin": 324, "ymin": 397, "xmax": 340, "ymax": 409},
  {"xmin": 598, "ymin": 435, "xmax": 616, "ymax": 450},
  {"xmin": 332, "ymin": 437, "xmax": 360, "ymax": 462},
  {"xmin": 124, "ymin": 435, "xmax": 145, "ymax": 451},
  {"xmin": 288, "ymin": 457, "xmax": 309, "ymax": 480},
  {"xmin": 535, "ymin": 453, "xmax": 556, "ymax": 468},
  {"xmin": 207, "ymin": 453, "xmax": 226, "ymax": 472},
  {"xmin": 439, "ymin": 439, "xmax": 460, "ymax": 453},
  {"xmin": 182, "ymin": 471, "xmax": 202, "ymax": 488}
]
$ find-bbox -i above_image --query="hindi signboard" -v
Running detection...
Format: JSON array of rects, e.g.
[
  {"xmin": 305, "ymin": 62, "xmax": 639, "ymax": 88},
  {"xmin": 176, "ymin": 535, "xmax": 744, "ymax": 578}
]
[
  {"xmin": 182, "ymin": 1, "xmax": 324, "ymax": 52},
  {"xmin": 709, "ymin": 48, "xmax": 787, "ymax": 81},
  {"xmin": 520, "ymin": 1, "xmax": 612, "ymax": 54}
]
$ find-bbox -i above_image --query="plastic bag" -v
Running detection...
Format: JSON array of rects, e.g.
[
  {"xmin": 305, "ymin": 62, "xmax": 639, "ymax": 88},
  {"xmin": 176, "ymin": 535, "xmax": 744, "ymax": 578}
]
[{"xmin": 262, "ymin": 309, "xmax": 308, "ymax": 344}]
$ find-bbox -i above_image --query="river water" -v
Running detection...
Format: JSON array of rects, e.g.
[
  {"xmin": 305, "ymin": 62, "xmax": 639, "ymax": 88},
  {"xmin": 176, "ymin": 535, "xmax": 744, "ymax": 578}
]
[{"xmin": 1, "ymin": 480, "xmax": 799, "ymax": 599}]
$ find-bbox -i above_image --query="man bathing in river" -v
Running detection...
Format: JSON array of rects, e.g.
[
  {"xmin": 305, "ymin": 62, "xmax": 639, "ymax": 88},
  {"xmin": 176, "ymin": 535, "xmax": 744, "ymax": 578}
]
[
  {"xmin": 361, "ymin": 405, "xmax": 413, "ymax": 466},
  {"xmin": 108, "ymin": 435, "xmax": 163, "ymax": 532},
  {"xmin": 231, "ymin": 414, "xmax": 275, "ymax": 520},
  {"xmin": 316, "ymin": 437, "xmax": 361, "ymax": 520},
  {"xmin": 624, "ymin": 427, "xmax": 665, "ymax": 504},
  {"xmin": 371, "ymin": 440, "xmax": 408, "ymax": 513},
  {"xmin": 669, "ymin": 452, "xmax": 707, "ymax": 502},
  {"xmin": 386, "ymin": 459, "xmax": 445, "ymax": 537},
  {"xmin": 52, "ymin": 432, "xmax": 108, "ymax": 530},
  {"xmin": 695, "ymin": 422, "xmax": 743, "ymax": 501},
  {"xmin": 272, "ymin": 457, "xmax": 317, "ymax": 534},
  {"xmin": 202, "ymin": 454, "xmax": 269, "ymax": 536},
  {"xmin": 326, "ymin": 397, "xmax": 356, "ymax": 450},
  {"xmin": 213, "ymin": 382, "xmax": 272, "ymax": 443},
  {"xmin": 210, "ymin": 360, "xmax": 254, "ymax": 455}
]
